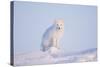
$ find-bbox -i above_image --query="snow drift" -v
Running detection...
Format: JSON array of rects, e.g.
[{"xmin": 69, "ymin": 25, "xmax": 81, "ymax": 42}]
[{"xmin": 14, "ymin": 48, "xmax": 97, "ymax": 66}]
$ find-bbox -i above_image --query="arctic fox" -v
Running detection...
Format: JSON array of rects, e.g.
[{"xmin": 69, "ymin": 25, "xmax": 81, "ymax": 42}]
[{"xmin": 41, "ymin": 19, "xmax": 64, "ymax": 52}]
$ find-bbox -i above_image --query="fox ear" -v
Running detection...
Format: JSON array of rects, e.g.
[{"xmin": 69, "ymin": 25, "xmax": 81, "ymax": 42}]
[
  {"xmin": 53, "ymin": 19, "xmax": 57, "ymax": 24},
  {"xmin": 54, "ymin": 19, "xmax": 64, "ymax": 24}
]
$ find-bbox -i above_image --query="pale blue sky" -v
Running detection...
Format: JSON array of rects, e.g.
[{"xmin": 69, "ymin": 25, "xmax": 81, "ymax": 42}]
[{"xmin": 13, "ymin": 1, "xmax": 97, "ymax": 54}]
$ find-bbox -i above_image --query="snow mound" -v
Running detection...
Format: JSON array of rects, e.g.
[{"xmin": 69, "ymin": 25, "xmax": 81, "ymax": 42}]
[{"xmin": 48, "ymin": 47, "xmax": 61, "ymax": 57}]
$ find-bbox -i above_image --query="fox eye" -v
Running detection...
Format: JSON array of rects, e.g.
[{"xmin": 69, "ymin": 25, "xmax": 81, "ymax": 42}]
[{"xmin": 57, "ymin": 24, "xmax": 59, "ymax": 26}]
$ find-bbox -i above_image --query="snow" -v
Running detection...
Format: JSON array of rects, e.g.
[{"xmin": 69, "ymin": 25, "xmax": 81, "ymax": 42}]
[
  {"xmin": 48, "ymin": 47, "xmax": 61, "ymax": 56},
  {"xmin": 14, "ymin": 48, "xmax": 97, "ymax": 66}
]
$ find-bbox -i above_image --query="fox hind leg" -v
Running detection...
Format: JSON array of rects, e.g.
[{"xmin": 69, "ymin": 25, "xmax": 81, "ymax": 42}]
[{"xmin": 41, "ymin": 40, "xmax": 50, "ymax": 52}]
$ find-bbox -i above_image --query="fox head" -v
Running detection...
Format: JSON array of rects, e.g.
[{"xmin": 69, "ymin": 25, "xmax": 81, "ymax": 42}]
[{"xmin": 54, "ymin": 19, "xmax": 64, "ymax": 31}]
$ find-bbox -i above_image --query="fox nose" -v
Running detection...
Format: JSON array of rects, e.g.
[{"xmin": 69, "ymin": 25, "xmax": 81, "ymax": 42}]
[{"xmin": 58, "ymin": 27, "xmax": 60, "ymax": 29}]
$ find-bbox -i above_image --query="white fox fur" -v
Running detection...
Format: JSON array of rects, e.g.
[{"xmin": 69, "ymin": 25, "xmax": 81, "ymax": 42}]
[{"xmin": 41, "ymin": 19, "xmax": 64, "ymax": 52}]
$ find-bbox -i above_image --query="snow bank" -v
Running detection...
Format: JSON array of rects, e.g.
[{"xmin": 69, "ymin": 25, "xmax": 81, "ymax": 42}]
[{"xmin": 14, "ymin": 48, "xmax": 97, "ymax": 66}]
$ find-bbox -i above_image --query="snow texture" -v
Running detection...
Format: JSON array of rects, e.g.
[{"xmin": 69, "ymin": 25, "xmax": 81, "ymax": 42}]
[{"xmin": 14, "ymin": 47, "xmax": 97, "ymax": 66}]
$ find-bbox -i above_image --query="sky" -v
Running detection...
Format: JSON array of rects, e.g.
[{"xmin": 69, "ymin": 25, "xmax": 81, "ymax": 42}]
[{"xmin": 13, "ymin": 1, "xmax": 97, "ymax": 54}]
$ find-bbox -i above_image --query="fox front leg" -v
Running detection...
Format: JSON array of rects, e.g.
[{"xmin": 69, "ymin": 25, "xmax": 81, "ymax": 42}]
[
  {"xmin": 52, "ymin": 38, "xmax": 57, "ymax": 48},
  {"xmin": 53, "ymin": 38, "xmax": 60, "ymax": 49},
  {"xmin": 56, "ymin": 39, "xmax": 60, "ymax": 49}
]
